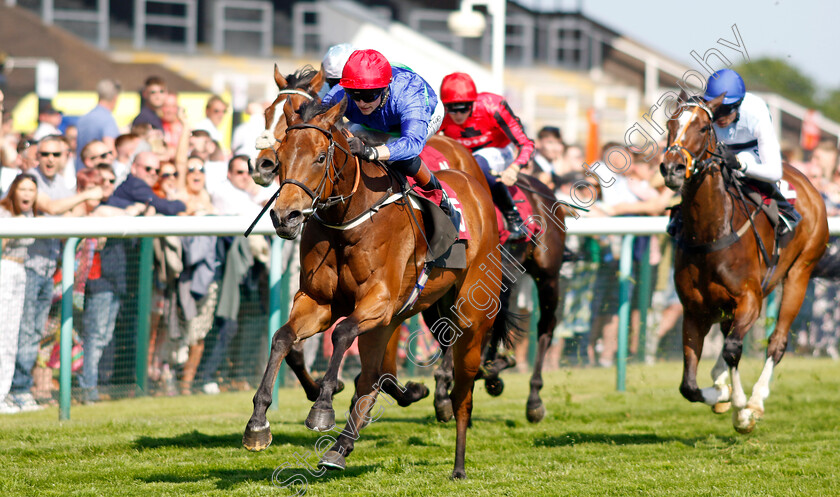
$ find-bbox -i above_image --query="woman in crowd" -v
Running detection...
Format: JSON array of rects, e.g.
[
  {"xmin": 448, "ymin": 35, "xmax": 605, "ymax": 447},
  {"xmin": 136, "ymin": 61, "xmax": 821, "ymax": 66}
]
[{"xmin": 0, "ymin": 174, "xmax": 38, "ymax": 413}]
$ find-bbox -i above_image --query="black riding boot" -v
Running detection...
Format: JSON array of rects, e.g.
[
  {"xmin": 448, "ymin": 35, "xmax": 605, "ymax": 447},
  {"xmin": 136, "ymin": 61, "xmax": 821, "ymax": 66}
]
[
  {"xmin": 666, "ymin": 205, "xmax": 682, "ymax": 238},
  {"xmin": 490, "ymin": 182, "xmax": 527, "ymax": 242},
  {"xmin": 777, "ymin": 199, "xmax": 801, "ymax": 235}
]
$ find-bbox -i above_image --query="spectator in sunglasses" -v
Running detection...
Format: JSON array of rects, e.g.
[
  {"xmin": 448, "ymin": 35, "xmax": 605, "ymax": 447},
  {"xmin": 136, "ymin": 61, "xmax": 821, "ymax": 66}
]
[
  {"xmin": 108, "ymin": 151, "xmax": 185, "ymax": 216},
  {"xmin": 192, "ymin": 94, "xmax": 228, "ymax": 147},
  {"xmin": 321, "ymin": 49, "xmax": 452, "ymax": 215},
  {"xmin": 33, "ymin": 135, "xmax": 103, "ymax": 216},
  {"xmin": 132, "ymin": 75, "xmax": 167, "ymax": 131},
  {"xmin": 80, "ymin": 140, "xmax": 115, "ymax": 170}
]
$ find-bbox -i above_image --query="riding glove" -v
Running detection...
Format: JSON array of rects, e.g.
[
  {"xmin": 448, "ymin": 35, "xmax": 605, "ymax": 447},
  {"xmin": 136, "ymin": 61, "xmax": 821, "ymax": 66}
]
[
  {"xmin": 721, "ymin": 147, "xmax": 743, "ymax": 171},
  {"xmin": 348, "ymin": 137, "xmax": 378, "ymax": 161}
]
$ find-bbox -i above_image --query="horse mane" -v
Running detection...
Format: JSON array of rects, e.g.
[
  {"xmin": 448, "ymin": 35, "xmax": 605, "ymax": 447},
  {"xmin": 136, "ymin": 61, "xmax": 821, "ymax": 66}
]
[
  {"xmin": 284, "ymin": 65, "xmax": 319, "ymax": 90},
  {"xmin": 299, "ymin": 99, "xmax": 331, "ymax": 122}
]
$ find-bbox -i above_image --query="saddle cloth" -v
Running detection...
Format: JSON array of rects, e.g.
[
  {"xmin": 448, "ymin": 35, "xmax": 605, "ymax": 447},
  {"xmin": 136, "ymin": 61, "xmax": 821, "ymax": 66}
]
[{"xmin": 420, "ymin": 144, "xmax": 542, "ymax": 245}]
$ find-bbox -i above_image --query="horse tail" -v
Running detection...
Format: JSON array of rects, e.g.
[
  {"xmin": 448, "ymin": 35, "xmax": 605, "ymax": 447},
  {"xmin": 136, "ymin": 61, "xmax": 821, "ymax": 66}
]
[
  {"xmin": 810, "ymin": 246, "xmax": 840, "ymax": 280},
  {"xmin": 489, "ymin": 261, "xmax": 530, "ymax": 351}
]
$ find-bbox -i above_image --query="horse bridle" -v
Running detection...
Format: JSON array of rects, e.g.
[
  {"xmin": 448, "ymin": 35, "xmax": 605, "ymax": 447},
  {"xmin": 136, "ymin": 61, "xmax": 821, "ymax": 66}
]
[
  {"xmin": 665, "ymin": 99, "xmax": 720, "ymax": 178},
  {"xmin": 244, "ymin": 122, "xmax": 359, "ymax": 237}
]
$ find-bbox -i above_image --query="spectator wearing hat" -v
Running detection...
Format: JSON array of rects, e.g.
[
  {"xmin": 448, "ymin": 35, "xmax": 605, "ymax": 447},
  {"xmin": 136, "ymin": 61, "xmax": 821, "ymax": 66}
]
[{"xmin": 32, "ymin": 101, "xmax": 63, "ymax": 141}]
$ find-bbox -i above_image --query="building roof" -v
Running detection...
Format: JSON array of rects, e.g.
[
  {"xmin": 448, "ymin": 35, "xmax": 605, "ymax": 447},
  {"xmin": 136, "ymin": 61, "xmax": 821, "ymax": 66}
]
[{"xmin": 0, "ymin": 5, "xmax": 206, "ymax": 108}]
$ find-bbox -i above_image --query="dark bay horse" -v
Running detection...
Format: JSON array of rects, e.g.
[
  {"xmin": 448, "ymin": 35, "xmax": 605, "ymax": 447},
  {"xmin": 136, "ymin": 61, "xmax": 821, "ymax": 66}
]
[
  {"xmin": 660, "ymin": 91, "xmax": 828, "ymax": 433},
  {"xmin": 243, "ymin": 97, "xmax": 509, "ymax": 479},
  {"xmin": 429, "ymin": 172, "xmax": 567, "ymax": 424},
  {"xmin": 253, "ymin": 65, "xmax": 567, "ymax": 425}
]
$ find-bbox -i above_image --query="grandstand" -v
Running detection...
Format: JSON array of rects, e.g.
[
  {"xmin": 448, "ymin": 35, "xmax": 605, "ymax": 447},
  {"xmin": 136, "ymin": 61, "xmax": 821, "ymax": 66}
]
[{"xmin": 2, "ymin": 0, "xmax": 838, "ymax": 146}]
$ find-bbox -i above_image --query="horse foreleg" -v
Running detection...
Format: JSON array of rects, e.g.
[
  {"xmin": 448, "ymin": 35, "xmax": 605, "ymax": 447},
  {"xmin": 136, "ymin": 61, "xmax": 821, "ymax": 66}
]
[
  {"xmin": 306, "ymin": 285, "xmax": 390, "ymax": 432},
  {"xmin": 243, "ymin": 294, "xmax": 331, "ymax": 451},
  {"xmin": 319, "ymin": 328, "xmax": 394, "ymax": 471},
  {"xmin": 679, "ymin": 314, "xmax": 712, "ymax": 403},
  {"xmin": 724, "ymin": 292, "xmax": 762, "ymax": 434},
  {"xmin": 702, "ymin": 321, "xmax": 733, "ymax": 413},
  {"xmin": 526, "ymin": 274, "xmax": 560, "ymax": 424}
]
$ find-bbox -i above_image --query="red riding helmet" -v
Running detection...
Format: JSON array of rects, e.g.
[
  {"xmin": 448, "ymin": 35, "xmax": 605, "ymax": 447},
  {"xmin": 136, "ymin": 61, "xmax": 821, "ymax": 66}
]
[
  {"xmin": 340, "ymin": 49, "xmax": 392, "ymax": 89},
  {"xmin": 440, "ymin": 72, "xmax": 478, "ymax": 104}
]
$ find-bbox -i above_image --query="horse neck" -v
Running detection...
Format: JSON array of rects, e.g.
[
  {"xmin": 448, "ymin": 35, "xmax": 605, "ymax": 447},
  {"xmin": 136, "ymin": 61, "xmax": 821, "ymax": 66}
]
[
  {"xmin": 682, "ymin": 169, "xmax": 732, "ymax": 243},
  {"xmin": 318, "ymin": 140, "xmax": 390, "ymax": 227}
]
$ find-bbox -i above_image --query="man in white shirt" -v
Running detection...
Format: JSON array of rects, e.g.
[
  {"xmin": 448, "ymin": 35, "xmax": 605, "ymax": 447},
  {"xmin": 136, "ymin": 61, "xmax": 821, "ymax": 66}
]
[
  {"xmin": 192, "ymin": 95, "xmax": 228, "ymax": 147},
  {"xmin": 211, "ymin": 155, "xmax": 261, "ymax": 216}
]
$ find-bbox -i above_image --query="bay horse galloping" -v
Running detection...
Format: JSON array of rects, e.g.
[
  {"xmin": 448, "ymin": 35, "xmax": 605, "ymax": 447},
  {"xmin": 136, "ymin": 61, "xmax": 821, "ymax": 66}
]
[
  {"xmin": 253, "ymin": 65, "xmax": 567, "ymax": 426},
  {"xmin": 660, "ymin": 91, "xmax": 828, "ymax": 433},
  {"xmin": 243, "ymin": 97, "xmax": 509, "ymax": 480}
]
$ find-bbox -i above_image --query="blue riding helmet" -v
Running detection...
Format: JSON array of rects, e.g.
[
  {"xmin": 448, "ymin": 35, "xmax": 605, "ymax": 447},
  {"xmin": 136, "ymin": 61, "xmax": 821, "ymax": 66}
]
[{"xmin": 703, "ymin": 69, "xmax": 745, "ymax": 105}]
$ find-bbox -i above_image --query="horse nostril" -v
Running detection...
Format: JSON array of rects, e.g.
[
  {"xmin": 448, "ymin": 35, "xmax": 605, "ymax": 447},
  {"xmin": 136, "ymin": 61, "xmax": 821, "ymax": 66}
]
[
  {"xmin": 269, "ymin": 208, "xmax": 280, "ymax": 228},
  {"xmin": 285, "ymin": 210, "xmax": 303, "ymax": 225},
  {"xmin": 258, "ymin": 159, "xmax": 275, "ymax": 172}
]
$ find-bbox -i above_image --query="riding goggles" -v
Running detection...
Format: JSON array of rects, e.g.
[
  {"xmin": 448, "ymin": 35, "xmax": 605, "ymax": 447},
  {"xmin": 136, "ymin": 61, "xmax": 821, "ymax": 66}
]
[
  {"xmin": 712, "ymin": 99, "xmax": 743, "ymax": 122},
  {"xmin": 445, "ymin": 102, "xmax": 473, "ymax": 114},
  {"xmin": 346, "ymin": 88, "xmax": 385, "ymax": 103}
]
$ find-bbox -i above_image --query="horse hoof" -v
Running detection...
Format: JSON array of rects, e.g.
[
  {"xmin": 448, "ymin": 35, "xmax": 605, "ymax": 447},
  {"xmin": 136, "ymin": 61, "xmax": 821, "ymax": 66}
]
[
  {"xmin": 733, "ymin": 408, "xmax": 756, "ymax": 434},
  {"xmin": 712, "ymin": 402, "xmax": 731, "ymax": 414},
  {"xmin": 318, "ymin": 450, "xmax": 346, "ymax": 471},
  {"xmin": 242, "ymin": 424, "xmax": 272, "ymax": 452},
  {"xmin": 305, "ymin": 408, "xmax": 336, "ymax": 432},
  {"xmin": 435, "ymin": 398, "xmax": 454, "ymax": 423},
  {"xmin": 450, "ymin": 469, "xmax": 467, "ymax": 480},
  {"xmin": 404, "ymin": 381, "xmax": 430, "ymax": 406},
  {"xmin": 526, "ymin": 404, "xmax": 546, "ymax": 424},
  {"xmin": 484, "ymin": 377, "xmax": 504, "ymax": 397}
]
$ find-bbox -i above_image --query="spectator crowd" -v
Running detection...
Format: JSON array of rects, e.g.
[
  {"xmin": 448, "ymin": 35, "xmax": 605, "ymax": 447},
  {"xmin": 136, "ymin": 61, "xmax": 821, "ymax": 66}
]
[{"xmin": 1, "ymin": 75, "xmax": 839, "ymax": 416}]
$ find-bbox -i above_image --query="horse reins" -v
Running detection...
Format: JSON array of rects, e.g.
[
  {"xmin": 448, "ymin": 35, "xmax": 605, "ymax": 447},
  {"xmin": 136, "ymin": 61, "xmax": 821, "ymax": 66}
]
[
  {"xmin": 669, "ymin": 102, "xmax": 779, "ymax": 289},
  {"xmin": 245, "ymin": 122, "xmax": 360, "ymax": 237}
]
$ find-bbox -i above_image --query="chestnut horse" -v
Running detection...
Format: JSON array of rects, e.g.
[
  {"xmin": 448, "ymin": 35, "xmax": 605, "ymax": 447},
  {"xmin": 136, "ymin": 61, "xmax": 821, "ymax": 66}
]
[
  {"xmin": 660, "ymin": 91, "xmax": 828, "ymax": 433},
  {"xmin": 243, "ymin": 97, "xmax": 509, "ymax": 479},
  {"xmin": 254, "ymin": 65, "xmax": 567, "ymax": 425}
]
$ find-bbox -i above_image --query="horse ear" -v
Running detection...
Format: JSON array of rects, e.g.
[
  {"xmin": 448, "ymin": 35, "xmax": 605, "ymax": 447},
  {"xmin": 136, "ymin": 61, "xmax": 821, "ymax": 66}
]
[
  {"xmin": 707, "ymin": 92, "xmax": 726, "ymax": 111},
  {"xmin": 678, "ymin": 89, "xmax": 688, "ymax": 105},
  {"xmin": 313, "ymin": 96, "xmax": 347, "ymax": 128},
  {"xmin": 310, "ymin": 67, "xmax": 326, "ymax": 94},
  {"xmin": 283, "ymin": 98, "xmax": 302, "ymax": 126},
  {"xmin": 274, "ymin": 64, "xmax": 288, "ymax": 91}
]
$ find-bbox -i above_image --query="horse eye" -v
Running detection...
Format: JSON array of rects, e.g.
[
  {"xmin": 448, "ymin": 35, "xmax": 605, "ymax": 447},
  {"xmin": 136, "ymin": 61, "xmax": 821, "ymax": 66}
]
[{"xmin": 316, "ymin": 153, "xmax": 326, "ymax": 163}]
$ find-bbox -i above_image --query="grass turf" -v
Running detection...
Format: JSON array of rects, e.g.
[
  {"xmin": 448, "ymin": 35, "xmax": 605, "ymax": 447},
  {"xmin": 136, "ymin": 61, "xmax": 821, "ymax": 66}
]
[{"xmin": 1, "ymin": 357, "xmax": 838, "ymax": 496}]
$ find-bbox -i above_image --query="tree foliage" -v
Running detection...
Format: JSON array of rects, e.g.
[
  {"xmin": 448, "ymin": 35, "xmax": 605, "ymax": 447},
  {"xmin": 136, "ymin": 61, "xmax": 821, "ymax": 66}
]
[{"xmin": 734, "ymin": 57, "xmax": 817, "ymax": 108}]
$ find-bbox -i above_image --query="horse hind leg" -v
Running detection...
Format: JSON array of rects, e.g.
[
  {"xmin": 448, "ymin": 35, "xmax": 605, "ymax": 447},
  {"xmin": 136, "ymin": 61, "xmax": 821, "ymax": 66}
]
[
  {"xmin": 377, "ymin": 325, "xmax": 429, "ymax": 408},
  {"xmin": 744, "ymin": 268, "xmax": 811, "ymax": 430},
  {"xmin": 285, "ymin": 341, "xmax": 344, "ymax": 402},
  {"xmin": 526, "ymin": 272, "xmax": 560, "ymax": 424}
]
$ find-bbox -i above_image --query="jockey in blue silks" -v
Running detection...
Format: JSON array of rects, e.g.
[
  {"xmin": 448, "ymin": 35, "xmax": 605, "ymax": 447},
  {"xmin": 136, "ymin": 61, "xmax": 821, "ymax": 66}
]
[
  {"xmin": 668, "ymin": 68, "xmax": 801, "ymax": 236},
  {"xmin": 321, "ymin": 49, "xmax": 450, "ymax": 214}
]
